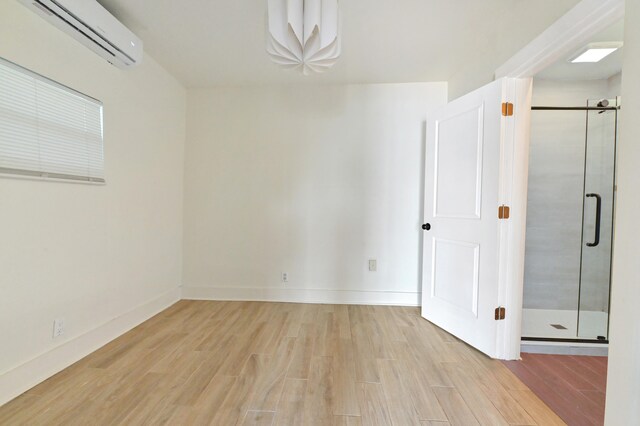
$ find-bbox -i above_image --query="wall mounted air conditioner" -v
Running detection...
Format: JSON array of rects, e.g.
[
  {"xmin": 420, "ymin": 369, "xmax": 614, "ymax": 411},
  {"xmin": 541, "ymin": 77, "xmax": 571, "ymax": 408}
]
[{"xmin": 18, "ymin": 0, "xmax": 143, "ymax": 69}]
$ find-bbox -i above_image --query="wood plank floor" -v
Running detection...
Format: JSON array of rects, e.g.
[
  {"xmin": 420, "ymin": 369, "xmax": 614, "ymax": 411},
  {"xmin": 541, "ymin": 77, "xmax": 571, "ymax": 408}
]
[
  {"xmin": 503, "ymin": 353, "xmax": 607, "ymax": 426},
  {"xmin": 0, "ymin": 301, "xmax": 566, "ymax": 425}
]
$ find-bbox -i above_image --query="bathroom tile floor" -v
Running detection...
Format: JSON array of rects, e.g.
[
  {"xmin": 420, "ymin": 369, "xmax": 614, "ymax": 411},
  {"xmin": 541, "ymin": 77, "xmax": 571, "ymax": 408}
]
[{"xmin": 503, "ymin": 353, "xmax": 607, "ymax": 426}]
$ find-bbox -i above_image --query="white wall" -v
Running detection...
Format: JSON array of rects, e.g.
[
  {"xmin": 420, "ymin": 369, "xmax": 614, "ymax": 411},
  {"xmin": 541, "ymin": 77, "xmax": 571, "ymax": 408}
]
[
  {"xmin": 183, "ymin": 83, "xmax": 447, "ymax": 305},
  {"xmin": 446, "ymin": 0, "xmax": 582, "ymax": 100},
  {"xmin": 607, "ymin": 72, "xmax": 622, "ymax": 97},
  {"xmin": 532, "ymin": 78, "xmax": 619, "ymax": 105},
  {"xmin": 524, "ymin": 78, "xmax": 619, "ymax": 312},
  {"xmin": 605, "ymin": 0, "xmax": 640, "ymax": 422},
  {"xmin": 0, "ymin": 1, "xmax": 185, "ymax": 404}
]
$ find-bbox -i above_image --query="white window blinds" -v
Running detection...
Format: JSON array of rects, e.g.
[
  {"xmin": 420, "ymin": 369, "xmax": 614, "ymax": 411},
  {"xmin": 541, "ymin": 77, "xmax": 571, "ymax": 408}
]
[{"xmin": 0, "ymin": 58, "xmax": 104, "ymax": 183}]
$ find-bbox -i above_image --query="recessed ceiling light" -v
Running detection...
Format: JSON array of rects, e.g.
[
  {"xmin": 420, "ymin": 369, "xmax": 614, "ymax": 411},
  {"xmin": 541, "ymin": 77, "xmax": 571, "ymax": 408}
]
[
  {"xmin": 572, "ymin": 48, "xmax": 617, "ymax": 63},
  {"xmin": 569, "ymin": 42, "xmax": 623, "ymax": 63}
]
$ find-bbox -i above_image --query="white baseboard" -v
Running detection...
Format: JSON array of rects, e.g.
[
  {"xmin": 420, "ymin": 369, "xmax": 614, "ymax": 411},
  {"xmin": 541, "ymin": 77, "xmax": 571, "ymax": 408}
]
[
  {"xmin": 0, "ymin": 285, "xmax": 416, "ymax": 406},
  {"xmin": 0, "ymin": 286, "xmax": 181, "ymax": 406},
  {"xmin": 182, "ymin": 286, "xmax": 421, "ymax": 306}
]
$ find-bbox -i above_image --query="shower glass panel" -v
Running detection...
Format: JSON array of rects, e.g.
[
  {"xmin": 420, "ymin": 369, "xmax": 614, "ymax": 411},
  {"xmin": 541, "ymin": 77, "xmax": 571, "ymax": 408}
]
[
  {"xmin": 522, "ymin": 100, "xmax": 618, "ymax": 341},
  {"xmin": 578, "ymin": 98, "xmax": 618, "ymax": 340}
]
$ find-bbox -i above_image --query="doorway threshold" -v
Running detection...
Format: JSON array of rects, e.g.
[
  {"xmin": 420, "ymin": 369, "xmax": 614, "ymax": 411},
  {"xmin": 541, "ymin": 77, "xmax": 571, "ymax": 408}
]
[{"xmin": 521, "ymin": 340, "xmax": 609, "ymax": 356}]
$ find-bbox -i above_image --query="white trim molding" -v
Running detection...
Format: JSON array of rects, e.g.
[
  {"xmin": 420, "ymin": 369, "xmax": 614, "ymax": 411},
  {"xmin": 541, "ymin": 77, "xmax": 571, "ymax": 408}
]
[
  {"xmin": 0, "ymin": 287, "xmax": 181, "ymax": 406},
  {"xmin": 495, "ymin": 0, "xmax": 624, "ymax": 79},
  {"xmin": 182, "ymin": 286, "xmax": 421, "ymax": 307}
]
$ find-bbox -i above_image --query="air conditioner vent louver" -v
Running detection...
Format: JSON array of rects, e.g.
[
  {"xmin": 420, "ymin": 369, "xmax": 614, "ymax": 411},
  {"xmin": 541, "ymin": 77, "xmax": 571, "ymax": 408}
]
[
  {"xmin": 32, "ymin": 2, "xmax": 53, "ymax": 16},
  {"xmin": 19, "ymin": 0, "xmax": 143, "ymax": 69}
]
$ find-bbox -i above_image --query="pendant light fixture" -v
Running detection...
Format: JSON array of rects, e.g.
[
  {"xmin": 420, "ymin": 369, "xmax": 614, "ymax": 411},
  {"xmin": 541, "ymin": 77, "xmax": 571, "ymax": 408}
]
[{"xmin": 266, "ymin": 0, "xmax": 341, "ymax": 74}]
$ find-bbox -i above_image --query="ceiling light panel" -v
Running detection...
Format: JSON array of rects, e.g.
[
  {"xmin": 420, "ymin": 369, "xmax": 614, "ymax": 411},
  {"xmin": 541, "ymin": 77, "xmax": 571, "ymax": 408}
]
[{"xmin": 569, "ymin": 42, "xmax": 622, "ymax": 63}]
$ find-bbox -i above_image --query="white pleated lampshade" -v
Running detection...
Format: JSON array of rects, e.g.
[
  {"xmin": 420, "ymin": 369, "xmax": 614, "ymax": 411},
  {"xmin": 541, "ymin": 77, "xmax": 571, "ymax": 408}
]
[{"xmin": 266, "ymin": 0, "xmax": 341, "ymax": 75}]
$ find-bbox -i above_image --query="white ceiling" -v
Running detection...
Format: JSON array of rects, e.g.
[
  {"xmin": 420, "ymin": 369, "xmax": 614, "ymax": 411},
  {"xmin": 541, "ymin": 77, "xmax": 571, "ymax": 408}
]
[
  {"xmin": 97, "ymin": 0, "xmax": 582, "ymax": 88},
  {"xmin": 537, "ymin": 19, "xmax": 624, "ymax": 81}
]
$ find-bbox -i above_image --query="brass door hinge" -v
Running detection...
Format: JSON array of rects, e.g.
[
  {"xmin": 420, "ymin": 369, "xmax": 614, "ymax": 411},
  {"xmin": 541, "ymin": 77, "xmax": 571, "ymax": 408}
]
[
  {"xmin": 498, "ymin": 205, "xmax": 510, "ymax": 219},
  {"xmin": 495, "ymin": 307, "xmax": 506, "ymax": 321},
  {"xmin": 502, "ymin": 102, "xmax": 514, "ymax": 116}
]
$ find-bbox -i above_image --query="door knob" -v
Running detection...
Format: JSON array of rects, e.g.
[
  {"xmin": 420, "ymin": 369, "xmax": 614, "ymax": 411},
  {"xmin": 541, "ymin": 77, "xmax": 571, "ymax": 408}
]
[{"xmin": 422, "ymin": 223, "xmax": 431, "ymax": 231}]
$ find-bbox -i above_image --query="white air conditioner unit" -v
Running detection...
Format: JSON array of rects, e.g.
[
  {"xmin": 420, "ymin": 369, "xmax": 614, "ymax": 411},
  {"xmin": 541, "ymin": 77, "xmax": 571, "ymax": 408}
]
[{"xmin": 18, "ymin": 0, "xmax": 143, "ymax": 69}]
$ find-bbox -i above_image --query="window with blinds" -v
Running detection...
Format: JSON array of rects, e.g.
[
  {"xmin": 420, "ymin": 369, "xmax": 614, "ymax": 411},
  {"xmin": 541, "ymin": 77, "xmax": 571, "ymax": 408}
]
[{"xmin": 0, "ymin": 57, "xmax": 104, "ymax": 183}]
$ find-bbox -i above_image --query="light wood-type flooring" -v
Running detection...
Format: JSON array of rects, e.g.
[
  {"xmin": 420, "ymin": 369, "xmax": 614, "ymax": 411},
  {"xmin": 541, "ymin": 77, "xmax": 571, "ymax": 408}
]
[{"xmin": 0, "ymin": 301, "xmax": 567, "ymax": 425}]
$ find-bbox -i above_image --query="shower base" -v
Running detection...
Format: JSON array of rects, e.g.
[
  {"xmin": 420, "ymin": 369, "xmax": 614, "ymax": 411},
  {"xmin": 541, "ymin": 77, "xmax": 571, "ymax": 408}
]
[{"xmin": 522, "ymin": 308, "xmax": 608, "ymax": 340}]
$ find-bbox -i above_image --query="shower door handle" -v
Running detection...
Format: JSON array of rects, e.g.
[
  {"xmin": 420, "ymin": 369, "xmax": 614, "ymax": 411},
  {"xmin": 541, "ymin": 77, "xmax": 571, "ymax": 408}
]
[{"xmin": 586, "ymin": 193, "xmax": 602, "ymax": 247}]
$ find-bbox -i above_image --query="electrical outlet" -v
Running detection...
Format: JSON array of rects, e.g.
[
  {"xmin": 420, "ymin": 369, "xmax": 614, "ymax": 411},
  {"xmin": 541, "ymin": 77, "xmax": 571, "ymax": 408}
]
[
  {"xmin": 53, "ymin": 318, "xmax": 65, "ymax": 338},
  {"xmin": 369, "ymin": 259, "xmax": 377, "ymax": 272},
  {"xmin": 282, "ymin": 272, "xmax": 289, "ymax": 283}
]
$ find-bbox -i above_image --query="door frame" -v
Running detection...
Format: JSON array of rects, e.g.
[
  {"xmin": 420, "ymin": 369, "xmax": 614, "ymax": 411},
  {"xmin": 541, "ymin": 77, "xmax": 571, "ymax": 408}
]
[{"xmin": 493, "ymin": 0, "xmax": 624, "ymax": 359}]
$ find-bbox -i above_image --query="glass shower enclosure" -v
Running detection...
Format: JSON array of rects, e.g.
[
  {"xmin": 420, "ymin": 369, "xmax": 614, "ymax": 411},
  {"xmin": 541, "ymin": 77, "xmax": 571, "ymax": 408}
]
[{"xmin": 522, "ymin": 98, "xmax": 618, "ymax": 342}]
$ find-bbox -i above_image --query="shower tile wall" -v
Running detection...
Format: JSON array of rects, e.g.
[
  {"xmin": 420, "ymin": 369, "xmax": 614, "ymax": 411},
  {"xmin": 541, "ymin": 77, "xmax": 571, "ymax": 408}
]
[
  {"xmin": 525, "ymin": 107, "xmax": 584, "ymax": 310},
  {"xmin": 524, "ymin": 78, "xmax": 619, "ymax": 311}
]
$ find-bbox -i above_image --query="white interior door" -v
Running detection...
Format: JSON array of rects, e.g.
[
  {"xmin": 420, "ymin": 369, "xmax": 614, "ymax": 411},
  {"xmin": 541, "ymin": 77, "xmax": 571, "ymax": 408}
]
[{"xmin": 421, "ymin": 78, "xmax": 512, "ymax": 358}]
